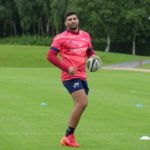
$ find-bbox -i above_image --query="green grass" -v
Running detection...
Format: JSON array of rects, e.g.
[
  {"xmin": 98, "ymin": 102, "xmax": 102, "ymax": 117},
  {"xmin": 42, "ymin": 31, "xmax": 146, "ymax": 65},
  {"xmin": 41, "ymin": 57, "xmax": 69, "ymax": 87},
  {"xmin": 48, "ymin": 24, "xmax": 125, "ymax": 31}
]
[
  {"xmin": 0, "ymin": 44, "xmax": 50, "ymax": 68},
  {"xmin": 138, "ymin": 64, "xmax": 150, "ymax": 69},
  {"xmin": 0, "ymin": 44, "xmax": 150, "ymax": 67},
  {"xmin": 0, "ymin": 44, "xmax": 150, "ymax": 150},
  {"xmin": 0, "ymin": 68, "xmax": 150, "ymax": 150},
  {"xmin": 98, "ymin": 51, "xmax": 150, "ymax": 65}
]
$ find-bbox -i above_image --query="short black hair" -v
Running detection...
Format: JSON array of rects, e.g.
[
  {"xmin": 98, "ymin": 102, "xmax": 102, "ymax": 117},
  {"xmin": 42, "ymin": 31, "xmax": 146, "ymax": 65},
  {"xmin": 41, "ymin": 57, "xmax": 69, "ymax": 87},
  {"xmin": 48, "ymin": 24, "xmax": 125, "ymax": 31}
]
[{"xmin": 64, "ymin": 11, "xmax": 78, "ymax": 20}]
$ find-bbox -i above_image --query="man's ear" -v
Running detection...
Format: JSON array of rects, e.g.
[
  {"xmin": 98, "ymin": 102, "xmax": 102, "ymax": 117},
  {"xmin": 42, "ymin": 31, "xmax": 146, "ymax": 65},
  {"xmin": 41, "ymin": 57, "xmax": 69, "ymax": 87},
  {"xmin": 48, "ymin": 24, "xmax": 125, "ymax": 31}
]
[{"xmin": 65, "ymin": 21, "xmax": 67, "ymax": 27}]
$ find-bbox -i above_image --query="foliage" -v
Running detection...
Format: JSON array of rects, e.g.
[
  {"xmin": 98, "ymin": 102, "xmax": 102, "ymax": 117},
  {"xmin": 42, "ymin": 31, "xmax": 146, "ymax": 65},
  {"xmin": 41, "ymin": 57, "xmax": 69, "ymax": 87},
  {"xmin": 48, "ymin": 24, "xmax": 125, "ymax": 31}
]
[
  {"xmin": 0, "ymin": 35, "xmax": 51, "ymax": 45},
  {"xmin": 0, "ymin": 0, "xmax": 150, "ymax": 55}
]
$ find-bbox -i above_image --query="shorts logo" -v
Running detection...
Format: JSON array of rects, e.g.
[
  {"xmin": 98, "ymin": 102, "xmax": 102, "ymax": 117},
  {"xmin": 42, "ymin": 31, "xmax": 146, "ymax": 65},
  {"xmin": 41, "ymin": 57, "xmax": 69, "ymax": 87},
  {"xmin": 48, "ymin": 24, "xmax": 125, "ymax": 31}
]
[{"xmin": 73, "ymin": 82, "xmax": 79, "ymax": 88}]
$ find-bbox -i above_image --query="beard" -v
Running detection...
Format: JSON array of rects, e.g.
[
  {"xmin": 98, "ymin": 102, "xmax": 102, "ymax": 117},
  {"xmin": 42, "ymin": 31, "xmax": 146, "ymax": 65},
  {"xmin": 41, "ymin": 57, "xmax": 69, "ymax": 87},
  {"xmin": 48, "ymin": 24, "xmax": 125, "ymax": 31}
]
[{"xmin": 69, "ymin": 24, "xmax": 79, "ymax": 30}]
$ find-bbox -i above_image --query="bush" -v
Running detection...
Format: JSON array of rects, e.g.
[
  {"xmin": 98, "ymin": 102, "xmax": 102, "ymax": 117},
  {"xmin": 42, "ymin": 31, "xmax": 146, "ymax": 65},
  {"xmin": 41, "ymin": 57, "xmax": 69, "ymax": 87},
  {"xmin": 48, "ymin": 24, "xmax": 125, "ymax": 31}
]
[
  {"xmin": 0, "ymin": 35, "xmax": 150, "ymax": 56},
  {"xmin": 0, "ymin": 35, "xmax": 51, "ymax": 46}
]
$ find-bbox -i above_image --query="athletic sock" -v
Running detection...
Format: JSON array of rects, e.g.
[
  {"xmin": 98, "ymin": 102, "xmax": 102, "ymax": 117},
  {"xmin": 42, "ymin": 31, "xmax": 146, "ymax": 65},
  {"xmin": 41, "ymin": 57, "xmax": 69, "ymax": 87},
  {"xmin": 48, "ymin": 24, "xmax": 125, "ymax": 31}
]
[{"xmin": 65, "ymin": 127, "xmax": 75, "ymax": 136}]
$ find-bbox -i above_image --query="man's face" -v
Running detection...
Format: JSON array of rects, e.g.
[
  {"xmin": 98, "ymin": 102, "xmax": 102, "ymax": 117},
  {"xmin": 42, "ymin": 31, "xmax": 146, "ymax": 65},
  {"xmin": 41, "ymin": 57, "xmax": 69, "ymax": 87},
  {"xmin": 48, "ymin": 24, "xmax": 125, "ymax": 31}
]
[{"xmin": 65, "ymin": 15, "xmax": 79, "ymax": 30}]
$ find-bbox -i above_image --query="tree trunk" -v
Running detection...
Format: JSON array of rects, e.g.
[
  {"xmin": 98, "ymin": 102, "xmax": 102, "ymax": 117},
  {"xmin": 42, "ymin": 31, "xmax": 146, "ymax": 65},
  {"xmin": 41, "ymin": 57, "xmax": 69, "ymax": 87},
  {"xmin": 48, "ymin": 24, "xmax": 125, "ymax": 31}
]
[
  {"xmin": 13, "ymin": 23, "xmax": 17, "ymax": 36},
  {"xmin": 46, "ymin": 23, "xmax": 49, "ymax": 34},
  {"xmin": 105, "ymin": 34, "xmax": 111, "ymax": 52},
  {"xmin": 132, "ymin": 34, "xmax": 136, "ymax": 55},
  {"xmin": 33, "ymin": 22, "xmax": 36, "ymax": 35}
]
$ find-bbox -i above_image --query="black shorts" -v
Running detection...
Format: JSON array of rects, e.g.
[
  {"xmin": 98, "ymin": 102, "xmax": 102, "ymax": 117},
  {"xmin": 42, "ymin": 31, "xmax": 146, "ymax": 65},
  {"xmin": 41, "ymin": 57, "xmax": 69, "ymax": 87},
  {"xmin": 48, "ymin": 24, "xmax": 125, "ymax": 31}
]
[{"xmin": 63, "ymin": 78, "xmax": 89, "ymax": 95}]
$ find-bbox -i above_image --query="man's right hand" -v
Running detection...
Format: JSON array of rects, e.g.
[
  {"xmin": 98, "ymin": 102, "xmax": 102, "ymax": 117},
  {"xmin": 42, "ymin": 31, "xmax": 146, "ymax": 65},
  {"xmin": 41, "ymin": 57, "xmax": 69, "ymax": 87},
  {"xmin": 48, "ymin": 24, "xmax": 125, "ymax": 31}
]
[{"xmin": 68, "ymin": 67, "xmax": 77, "ymax": 75}]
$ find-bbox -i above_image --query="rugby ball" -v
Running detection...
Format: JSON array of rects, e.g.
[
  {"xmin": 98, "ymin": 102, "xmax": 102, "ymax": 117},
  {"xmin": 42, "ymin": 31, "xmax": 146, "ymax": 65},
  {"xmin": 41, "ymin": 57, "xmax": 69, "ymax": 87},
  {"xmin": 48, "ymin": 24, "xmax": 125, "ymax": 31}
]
[{"xmin": 86, "ymin": 57, "xmax": 102, "ymax": 72}]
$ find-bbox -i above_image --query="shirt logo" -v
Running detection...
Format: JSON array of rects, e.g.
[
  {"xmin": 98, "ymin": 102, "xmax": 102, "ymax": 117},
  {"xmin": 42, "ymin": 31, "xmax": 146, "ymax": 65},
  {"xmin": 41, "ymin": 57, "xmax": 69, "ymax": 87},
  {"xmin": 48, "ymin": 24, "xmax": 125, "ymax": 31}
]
[
  {"xmin": 70, "ymin": 47, "xmax": 87, "ymax": 52},
  {"xmin": 67, "ymin": 40, "xmax": 83, "ymax": 47},
  {"xmin": 73, "ymin": 82, "xmax": 80, "ymax": 88}
]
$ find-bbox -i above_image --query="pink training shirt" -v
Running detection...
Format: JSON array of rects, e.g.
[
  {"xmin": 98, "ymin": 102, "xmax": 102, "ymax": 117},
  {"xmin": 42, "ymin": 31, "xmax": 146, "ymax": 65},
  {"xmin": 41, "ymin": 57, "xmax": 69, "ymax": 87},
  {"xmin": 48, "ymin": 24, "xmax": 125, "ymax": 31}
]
[{"xmin": 49, "ymin": 30, "xmax": 95, "ymax": 81}]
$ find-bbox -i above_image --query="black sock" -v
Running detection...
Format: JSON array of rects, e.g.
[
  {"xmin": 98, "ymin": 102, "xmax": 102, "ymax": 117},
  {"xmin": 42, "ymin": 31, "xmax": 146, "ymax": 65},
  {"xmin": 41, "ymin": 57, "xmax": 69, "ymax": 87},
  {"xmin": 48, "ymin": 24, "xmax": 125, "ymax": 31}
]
[{"xmin": 65, "ymin": 127, "xmax": 75, "ymax": 136}]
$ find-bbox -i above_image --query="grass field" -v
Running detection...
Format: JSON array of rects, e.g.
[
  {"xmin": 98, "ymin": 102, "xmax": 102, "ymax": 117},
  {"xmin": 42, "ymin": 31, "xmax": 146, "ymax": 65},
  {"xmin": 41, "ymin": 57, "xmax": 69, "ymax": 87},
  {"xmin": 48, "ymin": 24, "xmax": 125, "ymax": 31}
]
[
  {"xmin": 138, "ymin": 64, "xmax": 150, "ymax": 69},
  {"xmin": 0, "ymin": 45, "xmax": 150, "ymax": 150},
  {"xmin": 1, "ymin": 44, "xmax": 150, "ymax": 67}
]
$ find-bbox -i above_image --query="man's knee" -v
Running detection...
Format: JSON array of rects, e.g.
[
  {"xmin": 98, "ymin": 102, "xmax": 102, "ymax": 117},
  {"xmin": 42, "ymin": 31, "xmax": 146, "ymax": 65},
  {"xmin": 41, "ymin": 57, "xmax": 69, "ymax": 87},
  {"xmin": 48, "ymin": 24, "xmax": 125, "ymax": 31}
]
[{"xmin": 77, "ymin": 100, "xmax": 88, "ymax": 109}]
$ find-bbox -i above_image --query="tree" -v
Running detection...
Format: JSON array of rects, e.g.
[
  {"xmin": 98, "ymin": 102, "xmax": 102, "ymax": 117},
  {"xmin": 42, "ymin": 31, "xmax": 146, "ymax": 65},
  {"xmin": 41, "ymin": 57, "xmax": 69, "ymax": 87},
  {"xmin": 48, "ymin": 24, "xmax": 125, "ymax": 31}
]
[
  {"xmin": 123, "ymin": 0, "xmax": 147, "ymax": 55},
  {"xmin": 0, "ymin": 0, "xmax": 20, "ymax": 36},
  {"xmin": 51, "ymin": 0, "xmax": 69, "ymax": 34},
  {"xmin": 77, "ymin": 0, "xmax": 122, "ymax": 52}
]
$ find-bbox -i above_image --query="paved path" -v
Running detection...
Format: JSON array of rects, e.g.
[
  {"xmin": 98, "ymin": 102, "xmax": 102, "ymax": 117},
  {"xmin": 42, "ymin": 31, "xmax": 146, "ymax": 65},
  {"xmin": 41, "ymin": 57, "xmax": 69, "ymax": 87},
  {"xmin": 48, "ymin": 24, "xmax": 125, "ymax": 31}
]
[
  {"xmin": 105, "ymin": 60, "xmax": 150, "ymax": 68},
  {"xmin": 103, "ymin": 59, "xmax": 150, "ymax": 73}
]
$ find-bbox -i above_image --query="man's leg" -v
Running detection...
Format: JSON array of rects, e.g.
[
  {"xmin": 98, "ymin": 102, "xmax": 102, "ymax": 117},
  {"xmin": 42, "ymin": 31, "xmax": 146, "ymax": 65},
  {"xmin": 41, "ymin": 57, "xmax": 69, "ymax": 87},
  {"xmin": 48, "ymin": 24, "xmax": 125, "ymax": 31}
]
[
  {"xmin": 60, "ymin": 89, "xmax": 88, "ymax": 147},
  {"xmin": 69, "ymin": 89, "xmax": 88, "ymax": 128}
]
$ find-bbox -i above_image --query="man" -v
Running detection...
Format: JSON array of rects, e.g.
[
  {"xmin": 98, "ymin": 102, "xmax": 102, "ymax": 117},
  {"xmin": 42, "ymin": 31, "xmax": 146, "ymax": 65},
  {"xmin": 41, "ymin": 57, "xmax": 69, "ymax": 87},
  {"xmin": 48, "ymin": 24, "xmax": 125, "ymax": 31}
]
[{"xmin": 47, "ymin": 11, "xmax": 98, "ymax": 147}]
